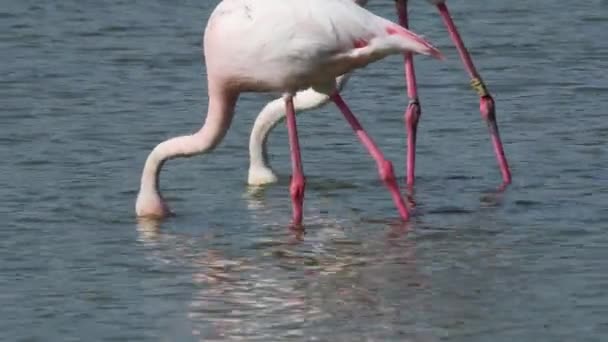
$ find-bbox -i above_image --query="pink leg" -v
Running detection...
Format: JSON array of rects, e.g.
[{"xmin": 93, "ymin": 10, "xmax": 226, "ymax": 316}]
[
  {"xmin": 395, "ymin": 0, "xmax": 421, "ymax": 188},
  {"xmin": 437, "ymin": 3, "xmax": 512, "ymax": 185},
  {"xmin": 284, "ymin": 95, "xmax": 306, "ymax": 226},
  {"xmin": 330, "ymin": 92, "xmax": 410, "ymax": 221}
]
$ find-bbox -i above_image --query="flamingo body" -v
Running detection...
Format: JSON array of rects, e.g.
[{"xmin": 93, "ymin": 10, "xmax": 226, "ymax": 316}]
[
  {"xmin": 136, "ymin": 0, "xmax": 442, "ymax": 219},
  {"xmin": 205, "ymin": 0, "xmax": 440, "ymax": 94},
  {"xmin": 248, "ymin": 0, "xmax": 512, "ymax": 188}
]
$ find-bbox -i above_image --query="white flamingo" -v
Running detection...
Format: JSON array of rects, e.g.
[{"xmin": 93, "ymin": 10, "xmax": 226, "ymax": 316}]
[
  {"xmin": 247, "ymin": 0, "xmax": 512, "ymax": 188},
  {"xmin": 135, "ymin": 0, "xmax": 443, "ymax": 224}
]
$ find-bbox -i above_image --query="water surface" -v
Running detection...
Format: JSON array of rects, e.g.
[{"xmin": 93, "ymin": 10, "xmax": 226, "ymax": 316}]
[{"xmin": 1, "ymin": 0, "xmax": 607, "ymax": 341}]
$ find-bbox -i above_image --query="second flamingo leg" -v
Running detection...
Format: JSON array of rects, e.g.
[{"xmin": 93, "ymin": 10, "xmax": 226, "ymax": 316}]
[
  {"xmin": 330, "ymin": 92, "xmax": 410, "ymax": 221},
  {"xmin": 395, "ymin": 0, "xmax": 422, "ymax": 188},
  {"xmin": 284, "ymin": 94, "xmax": 306, "ymax": 226},
  {"xmin": 436, "ymin": 2, "xmax": 512, "ymax": 184}
]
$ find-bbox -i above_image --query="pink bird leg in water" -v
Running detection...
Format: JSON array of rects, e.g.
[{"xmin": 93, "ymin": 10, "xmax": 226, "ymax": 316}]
[
  {"xmin": 395, "ymin": 0, "xmax": 421, "ymax": 189},
  {"xmin": 396, "ymin": 0, "xmax": 511, "ymax": 187},
  {"xmin": 135, "ymin": 0, "xmax": 443, "ymax": 225},
  {"xmin": 331, "ymin": 93, "xmax": 410, "ymax": 220},
  {"xmin": 436, "ymin": 1, "xmax": 512, "ymax": 185},
  {"xmin": 284, "ymin": 96, "xmax": 305, "ymax": 225},
  {"xmin": 247, "ymin": 0, "xmax": 512, "ymax": 191}
]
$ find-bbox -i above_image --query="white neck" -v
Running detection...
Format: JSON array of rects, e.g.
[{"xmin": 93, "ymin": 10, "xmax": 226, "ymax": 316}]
[{"xmin": 139, "ymin": 86, "xmax": 238, "ymax": 196}]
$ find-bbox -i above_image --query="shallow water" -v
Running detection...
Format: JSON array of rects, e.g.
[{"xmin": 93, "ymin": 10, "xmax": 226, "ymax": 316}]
[{"xmin": 1, "ymin": 0, "xmax": 607, "ymax": 341}]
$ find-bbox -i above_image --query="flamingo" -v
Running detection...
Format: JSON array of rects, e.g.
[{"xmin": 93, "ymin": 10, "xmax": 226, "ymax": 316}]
[
  {"xmin": 135, "ymin": 0, "xmax": 443, "ymax": 225},
  {"xmin": 247, "ymin": 0, "xmax": 512, "ymax": 188}
]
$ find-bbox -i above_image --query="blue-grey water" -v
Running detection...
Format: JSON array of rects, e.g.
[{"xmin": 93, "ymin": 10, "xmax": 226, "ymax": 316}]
[{"xmin": 2, "ymin": 0, "xmax": 607, "ymax": 341}]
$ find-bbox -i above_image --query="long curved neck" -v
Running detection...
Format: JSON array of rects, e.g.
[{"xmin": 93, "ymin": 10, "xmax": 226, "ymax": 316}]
[
  {"xmin": 139, "ymin": 85, "xmax": 238, "ymax": 195},
  {"xmin": 248, "ymin": 73, "xmax": 353, "ymax": 169},
  {"xmin": 248, "ymin": 97, "xmax": 286, "ymax": 169}
]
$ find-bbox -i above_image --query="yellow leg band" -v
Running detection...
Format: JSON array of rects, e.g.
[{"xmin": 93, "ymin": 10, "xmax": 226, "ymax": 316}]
[{"xmin": 470, "ymin": 78, "xmax": 489, "ymax": 97}]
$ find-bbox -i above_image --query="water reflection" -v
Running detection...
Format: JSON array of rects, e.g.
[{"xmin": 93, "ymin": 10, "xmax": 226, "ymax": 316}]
[
  {"xmin": 131, "ymin": 175, "xmax": 529, "ymax": 341},
  {"xmin": 135, "ymin": 211, "xmax": 436, "ymax": 341},
  {"xmin": 243, "ymin": 181, "xmax": 417, "ymax": 239}
]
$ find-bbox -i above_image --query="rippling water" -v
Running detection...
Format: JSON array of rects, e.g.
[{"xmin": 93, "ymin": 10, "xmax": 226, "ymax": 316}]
[{"xmin": 2, "ymin": 0, "xmax": 607, "ymax": 341}]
